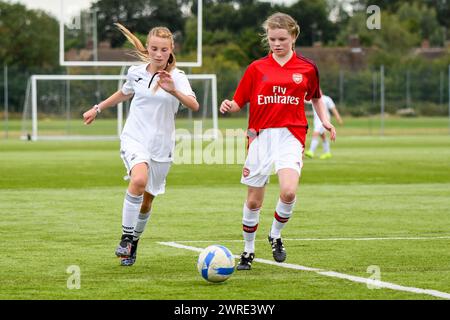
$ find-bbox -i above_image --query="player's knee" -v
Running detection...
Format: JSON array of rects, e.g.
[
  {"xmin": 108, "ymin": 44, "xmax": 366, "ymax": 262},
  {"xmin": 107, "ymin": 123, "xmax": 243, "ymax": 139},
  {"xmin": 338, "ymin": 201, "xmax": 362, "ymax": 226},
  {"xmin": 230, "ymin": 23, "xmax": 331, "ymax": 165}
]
[
  {"xmin": 246, "ymin": 199, "xmax": 262, "ymax": 210},
  {"xmin": 280, "ymin": 190, "xmax": 296, "ymax": 203},
  {"xmin": 131, "ymin": 175, "xmax": 147, "ymax": 193}
]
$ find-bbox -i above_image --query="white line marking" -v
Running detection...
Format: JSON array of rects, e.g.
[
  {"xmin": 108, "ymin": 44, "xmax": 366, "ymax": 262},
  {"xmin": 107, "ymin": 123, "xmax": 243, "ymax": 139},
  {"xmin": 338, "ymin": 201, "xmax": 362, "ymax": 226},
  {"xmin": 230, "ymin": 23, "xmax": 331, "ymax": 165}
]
[
  {"xmin": 158, "ymin": 241, "xmax": 450, "ymax": 300},
  {"xmin": 171, "ymin": 236, "xmax": 450, "ymax": 243}
]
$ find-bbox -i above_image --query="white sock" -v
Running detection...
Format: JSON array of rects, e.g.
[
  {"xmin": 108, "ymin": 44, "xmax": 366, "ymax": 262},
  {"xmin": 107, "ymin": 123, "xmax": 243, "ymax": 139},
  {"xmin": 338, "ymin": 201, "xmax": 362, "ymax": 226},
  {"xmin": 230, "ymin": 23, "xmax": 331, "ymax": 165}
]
[
  {"xmin": 242, "ymin": 202, "xmax": 260, "ymax": 253},
  {"xmin": 133, "ymin": 210, "xmax": 151, "ymax": 241},
  {"xmin": 122, "ymin": 191, "xmax": 143, "ymax": 237},
  {"xmin": 270, "ymin": 198, "xmax": 296, "ymax": 239},
  {"xmin": 310, "ymin": 137, "xmax": 319, "ymax": 153},
  {"xmin": 323, "ymin": 140, "xmax": 330, "ymax": 153}
]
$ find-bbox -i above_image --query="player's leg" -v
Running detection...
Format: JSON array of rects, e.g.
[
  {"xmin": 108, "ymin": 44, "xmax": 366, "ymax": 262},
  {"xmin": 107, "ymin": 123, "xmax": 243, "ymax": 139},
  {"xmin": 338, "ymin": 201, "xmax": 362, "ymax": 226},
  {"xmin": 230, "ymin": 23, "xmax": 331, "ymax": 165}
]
[
  {"xmin": 237, "ymin": 186, "xmax": 265, "ymax": 270},
  {"xmin": 121, "ymin": 191, "xmax": 154, "ymax": 266},
  {"xmin": 269, "ymin": 128, "xmax": 303, "ymax": 262},
  {"xmin": 305, "ymin": 131, "xmax": 320, "ymax": 158},
  {"xmin": 121, "ymin": 160, "xmax": 171, "ymax": 266},
  {"xmin": 319, "ymin": 132, "xmax": 332, "ymax": 159},
  {"xmin": 116, "ymin": 162, "xmax": 148, "ymax": 258},
  {"xmin": 268, "ymin": 168, "xmax": 299, "ymax": 262},
  {"xmin": 237, "ymin": 129, "xmax": 271, "ymax": 270},
  {"xmin": 133, "ymin": 191, "xmax": 154, "ymax": 242}
]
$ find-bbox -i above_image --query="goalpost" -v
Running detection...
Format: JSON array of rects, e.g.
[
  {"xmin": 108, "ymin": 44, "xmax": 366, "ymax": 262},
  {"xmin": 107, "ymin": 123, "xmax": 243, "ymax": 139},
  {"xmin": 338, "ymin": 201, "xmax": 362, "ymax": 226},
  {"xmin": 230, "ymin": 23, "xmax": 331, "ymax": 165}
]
[
  {"xmin": 21, "ymin": 73, "xmax": 218, "ymax": 141},
  {"xmin": 22, "ymin": 1, "xmax": 218, "ymax": 141}
]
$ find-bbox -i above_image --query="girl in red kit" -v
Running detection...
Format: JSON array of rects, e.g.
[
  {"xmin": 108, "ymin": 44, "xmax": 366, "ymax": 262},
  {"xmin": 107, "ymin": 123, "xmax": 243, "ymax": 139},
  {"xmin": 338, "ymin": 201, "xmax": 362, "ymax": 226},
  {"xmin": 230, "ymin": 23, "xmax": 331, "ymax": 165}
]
[{"xmin": 220, "ymin": 12, "xmax": 336, "ymax": 270}]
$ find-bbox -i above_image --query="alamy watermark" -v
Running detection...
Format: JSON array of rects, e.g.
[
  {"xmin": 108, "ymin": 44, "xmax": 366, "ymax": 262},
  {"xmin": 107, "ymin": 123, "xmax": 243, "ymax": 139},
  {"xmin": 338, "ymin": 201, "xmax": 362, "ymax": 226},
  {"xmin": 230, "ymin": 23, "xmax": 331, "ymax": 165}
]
[
  {"xmin": 171, "ymin": 121, "xmax": 295, "ymax": 166},
  {"xmin": 66, "ymin": 265, "xmax": 81, "ymax": 289},
  {"xmin": 366, "ymin": 5, "xmax": 381, "ymax": 30},
  {"xmin": 173, "ymin": 122, "xmax": 247, "ymax": 165},
  {"xmin": 170, "ymin": 121, "xmax": 303, "ymax": 166},
  {"xmin": 366, "ymin": 265, "xmax": 382, "ymax": 289},
  {"xmin": 65, "ymin": 6, "xmax": 81, "ymax": 30}
]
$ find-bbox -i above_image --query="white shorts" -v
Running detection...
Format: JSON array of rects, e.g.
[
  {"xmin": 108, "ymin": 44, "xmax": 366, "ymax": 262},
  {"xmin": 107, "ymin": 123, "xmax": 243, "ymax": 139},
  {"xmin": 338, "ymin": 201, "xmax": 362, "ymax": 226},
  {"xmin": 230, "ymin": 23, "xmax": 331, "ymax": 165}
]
[
  {"xmin": 241, "ymin": 128, "xmax": 304, "ymax": 188},
  {"xmin": 120, "ymin": 147, "xmax": 171, "ymax": 196},
  {"xmin": 314, "ymin": 120, "xmax": 326, "ymax": 135}
]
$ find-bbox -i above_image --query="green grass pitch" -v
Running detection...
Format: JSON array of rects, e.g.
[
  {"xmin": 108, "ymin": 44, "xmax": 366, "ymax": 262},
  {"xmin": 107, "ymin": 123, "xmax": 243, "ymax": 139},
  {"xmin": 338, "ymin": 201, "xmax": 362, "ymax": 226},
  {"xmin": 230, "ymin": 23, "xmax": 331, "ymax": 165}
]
[{"xmin": 0, "ymin": 117, "xmax": 449, "ymax": 300}]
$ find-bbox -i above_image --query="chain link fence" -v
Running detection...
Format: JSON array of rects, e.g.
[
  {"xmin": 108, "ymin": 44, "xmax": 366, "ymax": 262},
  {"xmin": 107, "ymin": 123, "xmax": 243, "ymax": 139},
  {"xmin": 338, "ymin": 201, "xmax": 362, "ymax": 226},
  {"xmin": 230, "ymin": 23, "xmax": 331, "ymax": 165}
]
[{"xmin": 2, "ymin": 64, "xmax": 450, "ymax": 138}]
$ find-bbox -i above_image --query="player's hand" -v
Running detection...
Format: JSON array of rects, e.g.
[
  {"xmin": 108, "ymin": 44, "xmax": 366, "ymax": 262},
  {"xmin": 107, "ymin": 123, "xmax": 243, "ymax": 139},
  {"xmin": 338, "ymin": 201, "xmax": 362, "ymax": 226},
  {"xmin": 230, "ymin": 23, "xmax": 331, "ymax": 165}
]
[
  {"xmin": 83, "ymin": 107, "xmax": 97, "ymax": 125},
  {"xmin": 157, "ymin": 70, "xmax": 176, "ymax": 94},
  {"xmin": 322, "ymin": 121, "xmax": 336, "ymax": 141},
  {"xmin": 220, "ymin": 99, "xmax": 233, "ymax": 114}
]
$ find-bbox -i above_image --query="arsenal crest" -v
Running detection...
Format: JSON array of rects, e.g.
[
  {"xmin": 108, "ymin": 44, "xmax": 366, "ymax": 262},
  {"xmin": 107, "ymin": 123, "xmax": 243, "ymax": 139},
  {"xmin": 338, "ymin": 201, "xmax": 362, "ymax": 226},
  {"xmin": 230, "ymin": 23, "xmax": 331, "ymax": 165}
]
[{"xmin": 292, "ymin": 73, "xmax": 303, "ymax": 84}]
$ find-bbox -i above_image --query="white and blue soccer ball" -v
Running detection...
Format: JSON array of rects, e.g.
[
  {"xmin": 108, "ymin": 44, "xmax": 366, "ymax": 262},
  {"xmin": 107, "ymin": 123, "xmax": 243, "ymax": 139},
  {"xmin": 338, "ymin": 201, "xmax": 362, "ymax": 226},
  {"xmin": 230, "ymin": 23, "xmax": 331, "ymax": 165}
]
[{"xmin": 197, "ymin": 245, "xmax": 235, "ymax": 283}]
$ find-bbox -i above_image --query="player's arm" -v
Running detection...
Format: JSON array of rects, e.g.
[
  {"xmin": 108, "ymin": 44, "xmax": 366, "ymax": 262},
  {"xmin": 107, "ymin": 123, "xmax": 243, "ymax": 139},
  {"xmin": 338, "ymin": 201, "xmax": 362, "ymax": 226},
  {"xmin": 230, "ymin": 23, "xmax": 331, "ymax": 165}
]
[
  {"xmin": 83, "ymin": 90, "xmax": 133, "ymax": 125},
  {"xmin": 171, "ymin": 90, "xmax": 199, "ymax": 112},
  {"xmin": 158, "ymin": 70, "xmax": 199, "ymax": 111},
  {"xmin": 311, "ymin": 97, "xmax": 336, "ymax": 141},
  {"xmin": 331, "ymin": 106, "xmax": 344, "ymax": 125},
  {"xmin": 219, "ymin": 99, "xmax": 241, "ymax": 114},
  {"xmin": 221, "ymin": 63, "xmax": 253, "ymax": 114}
]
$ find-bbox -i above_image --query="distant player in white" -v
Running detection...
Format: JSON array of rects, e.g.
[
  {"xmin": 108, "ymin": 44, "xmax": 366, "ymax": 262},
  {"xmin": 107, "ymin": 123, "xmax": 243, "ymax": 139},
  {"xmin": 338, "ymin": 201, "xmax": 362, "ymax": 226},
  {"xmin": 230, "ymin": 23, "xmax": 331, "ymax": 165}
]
[
  {"xmin": 83, "ymin": 23, "xmax": 198, "ymax": 266},
  {"xmin": 305, "ymin": 90, "xmax": 343, "ymax": 159}
]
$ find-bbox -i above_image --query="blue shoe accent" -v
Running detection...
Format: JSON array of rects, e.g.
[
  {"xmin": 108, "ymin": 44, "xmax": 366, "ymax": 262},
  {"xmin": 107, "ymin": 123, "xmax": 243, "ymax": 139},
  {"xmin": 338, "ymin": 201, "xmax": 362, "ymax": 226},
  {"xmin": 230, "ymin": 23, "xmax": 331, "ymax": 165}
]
[{"xmin": 120, "ymin": 240, "xmax": 138, "ymax": 266}]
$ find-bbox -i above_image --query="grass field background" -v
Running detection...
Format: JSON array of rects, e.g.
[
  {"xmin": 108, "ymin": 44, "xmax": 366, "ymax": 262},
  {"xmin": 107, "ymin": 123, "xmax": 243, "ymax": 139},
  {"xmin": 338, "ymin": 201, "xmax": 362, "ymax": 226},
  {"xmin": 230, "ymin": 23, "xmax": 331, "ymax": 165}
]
[
  {"xmin": 0, "ymin": 117, "xmax": 449, "ymax": 299},
  {"xmin": 11, "ymin": 115, "xmax": 450, "ymax": 139}
]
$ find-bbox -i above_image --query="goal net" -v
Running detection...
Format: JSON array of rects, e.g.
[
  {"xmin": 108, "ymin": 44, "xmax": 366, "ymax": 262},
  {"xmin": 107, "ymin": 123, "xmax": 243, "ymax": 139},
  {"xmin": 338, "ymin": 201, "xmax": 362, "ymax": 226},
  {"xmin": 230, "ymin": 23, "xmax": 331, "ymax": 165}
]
[{"xmin": 21, "ymin": 73, "xmax": 218, "ymax": 141}]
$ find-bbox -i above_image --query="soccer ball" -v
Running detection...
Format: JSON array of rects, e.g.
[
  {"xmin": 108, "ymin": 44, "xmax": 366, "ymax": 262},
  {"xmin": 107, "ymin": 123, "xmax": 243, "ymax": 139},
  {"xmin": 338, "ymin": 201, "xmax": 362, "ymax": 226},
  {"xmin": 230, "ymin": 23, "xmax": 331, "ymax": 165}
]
[{"xmin": 197, "ymin": 245, "xmax": 235, "ymax": 283}]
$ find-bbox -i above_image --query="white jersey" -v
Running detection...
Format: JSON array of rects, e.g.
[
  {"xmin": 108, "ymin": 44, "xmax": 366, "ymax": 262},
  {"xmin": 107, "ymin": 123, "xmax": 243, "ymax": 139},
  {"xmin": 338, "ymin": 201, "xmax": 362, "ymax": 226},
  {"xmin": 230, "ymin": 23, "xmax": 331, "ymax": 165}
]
[
  {"xmin": 120, "ymin": 64, "xmax": 196, "ymax": 162},
  {"xmin": 313, "ymin": 95, "xmax": 335, "ymax": 125}
]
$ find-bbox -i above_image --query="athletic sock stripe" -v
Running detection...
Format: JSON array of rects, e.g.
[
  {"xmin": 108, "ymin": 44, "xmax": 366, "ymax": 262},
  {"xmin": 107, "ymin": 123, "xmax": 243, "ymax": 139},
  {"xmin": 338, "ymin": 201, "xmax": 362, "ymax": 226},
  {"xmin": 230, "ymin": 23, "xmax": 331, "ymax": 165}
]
[
  {"xmin": 126, "ymin": 192, "xmax": 143, "ymax": 204},
  {"xmin": 243, "ymin": 224, "xmax": 259, "ymax": 233},
  {"xmin": 122, "ymin": 225, "xmax": 134, "ymax": 230},
  {"xmin": 280, "ymin": 198, "xmax": 296, "ymax": 205},
  {"xmin": 274, "ymin": 211, "xmax": 290, "ymax": 223}
]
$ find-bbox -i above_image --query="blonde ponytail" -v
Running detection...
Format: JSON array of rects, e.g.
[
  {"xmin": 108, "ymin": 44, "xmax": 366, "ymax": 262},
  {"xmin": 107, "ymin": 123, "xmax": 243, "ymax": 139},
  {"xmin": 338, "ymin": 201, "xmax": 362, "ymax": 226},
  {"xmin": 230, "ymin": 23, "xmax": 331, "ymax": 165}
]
[
  {"xmin": 114, "ymin": 23, "xmax": 150, "ymax": 62},
  {"xmin": 115, "ymin": 23, "xmax": 178, "ymax": 93},
  {"xmin": 115, "ymin": 23, "xmax": 177, "ymax": 73}
]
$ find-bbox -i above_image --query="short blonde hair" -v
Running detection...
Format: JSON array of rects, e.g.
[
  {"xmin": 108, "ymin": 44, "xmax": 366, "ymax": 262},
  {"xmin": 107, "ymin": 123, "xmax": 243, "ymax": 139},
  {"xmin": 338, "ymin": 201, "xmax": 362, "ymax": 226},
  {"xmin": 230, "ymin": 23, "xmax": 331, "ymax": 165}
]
[{"xmin": 262, "ymin": 12, "xmax": 300, "ymax": 50}]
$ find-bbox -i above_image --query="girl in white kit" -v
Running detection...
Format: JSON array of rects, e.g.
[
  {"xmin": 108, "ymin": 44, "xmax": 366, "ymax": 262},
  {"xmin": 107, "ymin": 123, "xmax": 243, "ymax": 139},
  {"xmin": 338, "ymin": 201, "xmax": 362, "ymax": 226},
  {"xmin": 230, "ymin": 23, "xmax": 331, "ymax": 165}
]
[{"xmin": 83, "ymin": 23, "xmax": 198, "ymax": 266}]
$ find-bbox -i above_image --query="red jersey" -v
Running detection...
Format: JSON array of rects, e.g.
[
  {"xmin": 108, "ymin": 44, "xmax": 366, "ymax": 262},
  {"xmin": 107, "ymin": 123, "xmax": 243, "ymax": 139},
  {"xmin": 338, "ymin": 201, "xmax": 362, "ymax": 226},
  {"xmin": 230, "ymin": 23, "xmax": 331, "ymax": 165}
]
[{"xmin": 233, "ymin": 52, "xmax": 321, "ymax": 146}]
